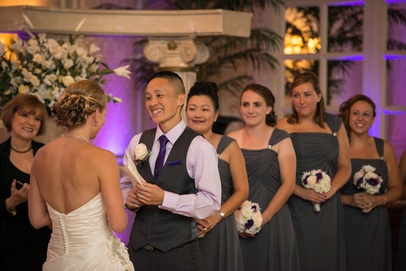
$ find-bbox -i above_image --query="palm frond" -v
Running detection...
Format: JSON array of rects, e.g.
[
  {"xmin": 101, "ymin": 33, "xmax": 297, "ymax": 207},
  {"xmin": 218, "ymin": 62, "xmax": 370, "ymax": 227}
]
[
  {"xmin": 328, "ymin": 5, "xmax": 363, "ymax": 51},
  {"xmin": 388, "ymin": 8, "xmax": 406, "ymax": 26},
  {"xmin": 153, "ymin": 0, "xmax": 284, "ymax": 12},
  {"xmin": 217, "ymin": 75, "xmax": 253, "ymax": 96},
  {"xmin": 387, "ymin": 38, "xmax": 406, "ymax": 51}
]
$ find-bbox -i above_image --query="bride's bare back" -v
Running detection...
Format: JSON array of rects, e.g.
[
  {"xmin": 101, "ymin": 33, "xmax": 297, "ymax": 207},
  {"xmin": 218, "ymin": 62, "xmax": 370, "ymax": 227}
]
[{"xmin": 33, "ymin": 136, "xmax": 117, "ymax": 214}]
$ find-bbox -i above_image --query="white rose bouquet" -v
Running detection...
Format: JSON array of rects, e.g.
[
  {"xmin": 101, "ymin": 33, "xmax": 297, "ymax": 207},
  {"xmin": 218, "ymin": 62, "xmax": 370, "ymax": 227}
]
[
  {"xmin": 353, "ymin": 165, "xmax": 383, "ymax": 195},
  {"xmin": 301, "ymin": 169, "xmax": 331, "ymax": 212},
  {"xmin": 234, "ymin": 200, "xmax": 263, "ymax": 235},
  {"xmin": 0, "ymin": 33, "xmax": 131, "ymax": 111},
  {"xmin": 133, "ymin": 143, "xmax": 151, "ymax": 166}
]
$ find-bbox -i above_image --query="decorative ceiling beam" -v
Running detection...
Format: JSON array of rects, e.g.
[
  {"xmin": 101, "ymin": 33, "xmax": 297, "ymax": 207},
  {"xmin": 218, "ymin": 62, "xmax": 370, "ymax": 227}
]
[{"xmin": 0, "ymin": 6, "xmax": 252, "ymax": 37}]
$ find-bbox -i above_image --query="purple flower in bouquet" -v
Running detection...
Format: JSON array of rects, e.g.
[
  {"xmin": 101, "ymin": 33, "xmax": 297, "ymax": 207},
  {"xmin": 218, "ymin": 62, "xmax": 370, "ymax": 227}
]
[
  {"xmin": 353, "ymin": 165, "xmax": 383, "ymax": 195},
  {"xmin": 301, "ymin": 169, "xmax": 331, "ymax": 212},
  {"xmin": 234, "ymin": 200, "xmax": 263, "ymax": 235}
]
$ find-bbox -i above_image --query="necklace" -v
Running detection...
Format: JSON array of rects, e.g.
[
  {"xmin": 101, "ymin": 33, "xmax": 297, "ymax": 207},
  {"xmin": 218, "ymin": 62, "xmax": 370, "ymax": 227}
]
[
  {"xmin": 62, "ymin": 133, "xmax": 89, "ymax": 142},
  {"xmin": 11, "ymin": 146, "xmax": 33, "ymax": 153}
]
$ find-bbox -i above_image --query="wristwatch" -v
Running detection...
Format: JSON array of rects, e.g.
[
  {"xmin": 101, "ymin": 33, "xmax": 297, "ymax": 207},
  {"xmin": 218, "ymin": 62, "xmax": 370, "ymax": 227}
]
[{"xmin": 219, "ymin": 210, "xmax": 225, "ymax": 219}]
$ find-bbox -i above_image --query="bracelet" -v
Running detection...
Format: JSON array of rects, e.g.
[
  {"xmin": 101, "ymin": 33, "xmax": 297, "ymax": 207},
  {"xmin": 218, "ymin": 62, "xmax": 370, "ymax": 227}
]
[
  {"xmin": 332, "ymin": 186, "xmax": 336, "ymax": 194},
  {"xmin": 382, "ymin": 196, "xmax": 387, "ymax": 206}
]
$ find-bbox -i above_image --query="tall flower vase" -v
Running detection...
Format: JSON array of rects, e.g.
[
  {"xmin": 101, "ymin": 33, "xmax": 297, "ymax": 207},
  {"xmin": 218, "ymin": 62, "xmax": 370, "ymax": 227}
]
[{"xmin": 35, "ymin": 115, "xmax": 65, "ymax": 144}]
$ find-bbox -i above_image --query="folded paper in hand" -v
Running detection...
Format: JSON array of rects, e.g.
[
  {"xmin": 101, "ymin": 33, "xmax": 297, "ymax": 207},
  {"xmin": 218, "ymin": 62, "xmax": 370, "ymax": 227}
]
[{"xmin": 119, "ymin": 150, "xmax": 146, "ymax": 187}]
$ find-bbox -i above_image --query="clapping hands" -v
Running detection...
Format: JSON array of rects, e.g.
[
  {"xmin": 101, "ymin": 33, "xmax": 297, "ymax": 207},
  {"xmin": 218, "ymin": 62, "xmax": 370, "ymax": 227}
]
[{"xmin": 6, "ymin": 179, "xmax": 29, "ymax": 211}]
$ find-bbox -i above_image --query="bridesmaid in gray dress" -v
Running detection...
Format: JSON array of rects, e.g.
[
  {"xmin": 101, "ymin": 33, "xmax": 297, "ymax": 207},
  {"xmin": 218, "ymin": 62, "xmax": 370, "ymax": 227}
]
[
  {"xmin": 397, "ymin": 149, "xmax": 406, "ymax": 271},
  {"xmin": 276, "ymin": 72, "xmax": 351, "ymax": 271},
  {"xmin": 186, "ymin": 81, "xmax": 248, "ymax": 271},
  {"xmin": 229, "ymin": 84, "xmax": 300, "ymax": 271},
  {"xmin": 338, "ymin": 94, "xmax": 402, "ymax": 271}
]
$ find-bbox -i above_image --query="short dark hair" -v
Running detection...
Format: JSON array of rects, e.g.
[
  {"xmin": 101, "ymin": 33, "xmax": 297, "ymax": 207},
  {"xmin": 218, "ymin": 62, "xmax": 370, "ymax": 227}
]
[
  {"xmin": 1, "ymin": 94, "xmax": 47, "ymax": 135},
  {"xmin": 147, "ymin": 71, "xmax": 185, "ymax": 95}
]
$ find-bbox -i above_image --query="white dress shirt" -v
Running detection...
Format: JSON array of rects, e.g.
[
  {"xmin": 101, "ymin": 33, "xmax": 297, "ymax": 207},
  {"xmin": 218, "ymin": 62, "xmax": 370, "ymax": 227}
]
[{"xmin": 121, "ymin": 120, "xmax": 221, "ymax": 219}]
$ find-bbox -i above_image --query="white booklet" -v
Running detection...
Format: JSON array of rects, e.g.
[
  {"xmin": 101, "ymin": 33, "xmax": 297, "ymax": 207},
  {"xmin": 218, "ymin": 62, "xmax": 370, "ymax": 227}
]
[{"xmin": 119, "ymin": 150, "xmax": 146, "ymax": 187}]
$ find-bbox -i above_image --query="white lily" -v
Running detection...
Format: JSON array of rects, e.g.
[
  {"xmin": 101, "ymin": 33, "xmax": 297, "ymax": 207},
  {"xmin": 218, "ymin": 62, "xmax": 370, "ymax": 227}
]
[
  {"xmin": 107, "ymin": 93, "xmax": 122, "ymax": 103},
  {"xmin": 113, "ymin": 65, "xmax": 131, "ymax": 79}
]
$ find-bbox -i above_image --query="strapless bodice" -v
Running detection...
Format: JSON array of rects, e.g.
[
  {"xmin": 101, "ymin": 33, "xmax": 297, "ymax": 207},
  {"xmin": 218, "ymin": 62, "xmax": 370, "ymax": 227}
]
[
  {"xmin": 46, "ymin": 193, "xmax": 111, "ymax": 257},
  {"xmin": 44, "ymin": 193, "xmax": 134, "ymax": 271}
]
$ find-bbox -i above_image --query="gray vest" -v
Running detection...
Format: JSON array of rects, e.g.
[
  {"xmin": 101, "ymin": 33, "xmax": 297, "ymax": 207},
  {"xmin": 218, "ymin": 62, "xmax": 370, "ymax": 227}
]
[{"xmin": 129, "ymin": 127, "xmax": 200, "ymax": 252}]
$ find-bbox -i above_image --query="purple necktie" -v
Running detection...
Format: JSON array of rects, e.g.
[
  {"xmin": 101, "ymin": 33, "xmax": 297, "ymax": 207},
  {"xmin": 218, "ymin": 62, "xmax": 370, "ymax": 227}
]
[{"xmin": 154, "ymin": 135, "xmax": 169, "ymax": 179}]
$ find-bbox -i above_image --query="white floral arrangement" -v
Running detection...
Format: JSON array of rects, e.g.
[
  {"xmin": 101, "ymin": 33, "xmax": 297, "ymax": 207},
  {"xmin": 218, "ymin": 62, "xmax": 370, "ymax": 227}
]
[
  {"xmin": 0, "ymin": 33, "xmax": 131, "ymax": 111},
  {"xmin": 301, "ymin": 169, "xmax": 331, "ymax": 212},
  {"xmin": 353, "ymin": 165, "xmax": 383, "ymax": 195},
  {"xmin": 234, "ymin": 200, "xmax": 263, "ymax": 235},
  {"xmin": 133, "ymin": 143, "xmax": 151, "ymax": 166}
]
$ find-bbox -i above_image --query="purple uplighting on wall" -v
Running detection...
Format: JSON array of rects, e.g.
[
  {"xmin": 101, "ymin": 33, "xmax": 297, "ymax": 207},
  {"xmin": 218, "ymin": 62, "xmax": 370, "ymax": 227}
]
[
  {"xmin": 82, "ymin": 36, "xmax": 154, "ymax": 244},
  {"xmin": 85, "ymin": 36, "xmax": 153, "ymax": 163},
  {"xmin": 384, "ymin": 54, "xmax": 406, "ymax": 60}
]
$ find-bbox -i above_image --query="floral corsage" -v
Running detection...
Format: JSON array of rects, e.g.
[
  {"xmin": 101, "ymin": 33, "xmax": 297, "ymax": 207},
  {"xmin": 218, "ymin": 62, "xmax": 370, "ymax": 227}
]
[
  {"xmin": 301, "ymin": 169, "xmax": 331, "ymax": 212},
  {"xmin": 353, "ymin": 165, "xmax": 383, "ymax": 195},
  {"xmin": 234, "ymin": 200, "xmax": 263, "ymax": 235},
  {"xmin": 133, "ymin": 143, "xmax": 151, "ymax": 166}
]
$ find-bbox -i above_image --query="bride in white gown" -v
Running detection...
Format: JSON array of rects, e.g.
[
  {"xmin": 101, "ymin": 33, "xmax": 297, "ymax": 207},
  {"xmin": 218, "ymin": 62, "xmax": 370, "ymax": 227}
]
[{"xmin": 28, "ymin": 80, "xmax": 134, "ymax": 271}]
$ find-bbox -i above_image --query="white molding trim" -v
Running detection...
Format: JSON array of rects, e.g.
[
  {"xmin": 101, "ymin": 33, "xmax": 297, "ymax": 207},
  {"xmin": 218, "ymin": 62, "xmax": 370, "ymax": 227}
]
[{"xmin": 0, "ymin": 6, "xmax": 252, "ymax": 37}]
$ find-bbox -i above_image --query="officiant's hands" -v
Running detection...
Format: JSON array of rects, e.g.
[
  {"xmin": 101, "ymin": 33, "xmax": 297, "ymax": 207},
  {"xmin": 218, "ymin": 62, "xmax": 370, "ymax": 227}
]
[
  {"xmin": 136, "ymin": 182, "xmax": 164, "ymax": 205},
  {"xmin": 125, "ymin": 189, "xmax": 143, "ymax": 210}
]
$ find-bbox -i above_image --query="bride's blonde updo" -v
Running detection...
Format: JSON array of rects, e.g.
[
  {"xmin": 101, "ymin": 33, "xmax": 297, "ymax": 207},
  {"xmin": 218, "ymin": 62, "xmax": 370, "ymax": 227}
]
[{"xmin": 52, "ymin": 80, "xmax": 106, "ymax": 128}]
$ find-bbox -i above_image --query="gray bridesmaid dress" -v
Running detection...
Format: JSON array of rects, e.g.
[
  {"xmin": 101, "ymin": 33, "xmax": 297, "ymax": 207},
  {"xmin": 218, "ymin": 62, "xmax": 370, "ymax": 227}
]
[
  {"xmin": 341, "ymin": 137, "xmax": 391, "ymax": 271},
  {"xmin": 240, "ymin": 129, "xmax": 300, "ymax": 271},
  {"xmin": 198, "ymin": 136, "xmax": 244, "ymax": 271},
  {"xmin": 397, "ymin": 208, "xmax": 406, "ymax": 271},
  {"xmin": 288, "ymin": 113, "xmax": 346, "ymax": 271}
]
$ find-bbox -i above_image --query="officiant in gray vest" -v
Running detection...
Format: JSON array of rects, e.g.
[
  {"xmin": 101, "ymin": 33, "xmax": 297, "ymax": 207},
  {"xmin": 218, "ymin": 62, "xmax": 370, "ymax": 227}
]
[{"xmin": 121, "ymin": 71, "xmax": 222, "ymax": 271}]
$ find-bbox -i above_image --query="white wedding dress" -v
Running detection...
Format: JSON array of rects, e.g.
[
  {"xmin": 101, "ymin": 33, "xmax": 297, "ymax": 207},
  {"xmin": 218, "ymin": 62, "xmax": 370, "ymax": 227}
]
[{"xmin": 43, "ymin": 193, "xmax": 134, "ymax": 271}]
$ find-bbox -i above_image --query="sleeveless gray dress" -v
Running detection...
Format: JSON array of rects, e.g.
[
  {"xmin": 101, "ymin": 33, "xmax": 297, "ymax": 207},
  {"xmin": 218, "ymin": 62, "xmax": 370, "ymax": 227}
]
[
  {"xmin": 397, "ymin": 208, "xmax": 406, "ymax": 271},
  {"xmin": 341, "ymin": 137, "xmax": 391, "ymax": 271},
  {"xmin": 240, "ymin": 129, "xmax": 300, "ymax": 271},
  {"xmin": 198, "ymin": 136, "xmax": 244, "ymax": 271},
  {"xmin": 288, "ymin": 113, "xmax": 346, "ymax": 271}
]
